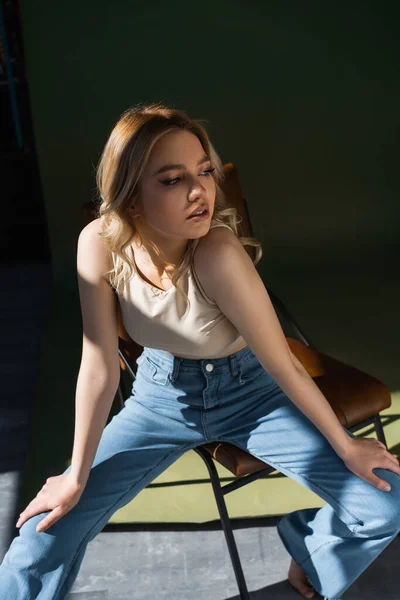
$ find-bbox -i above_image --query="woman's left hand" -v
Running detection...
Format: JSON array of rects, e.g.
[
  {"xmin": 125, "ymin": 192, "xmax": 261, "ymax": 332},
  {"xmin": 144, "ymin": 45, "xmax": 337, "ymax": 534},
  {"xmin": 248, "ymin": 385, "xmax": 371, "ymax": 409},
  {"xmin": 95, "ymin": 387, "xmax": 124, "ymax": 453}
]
[{"xmin": 338, "ymin": 437, "xmax": 400, "ymax": 492}]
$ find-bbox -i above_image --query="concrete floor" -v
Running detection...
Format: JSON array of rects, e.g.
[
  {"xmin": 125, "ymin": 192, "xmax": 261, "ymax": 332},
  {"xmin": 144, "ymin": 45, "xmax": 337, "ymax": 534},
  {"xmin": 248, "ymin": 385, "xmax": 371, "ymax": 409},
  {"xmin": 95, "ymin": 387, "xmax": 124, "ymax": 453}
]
[{"xmin": 66, "ymin": 522, "xmax": 400, "ymax": 600}]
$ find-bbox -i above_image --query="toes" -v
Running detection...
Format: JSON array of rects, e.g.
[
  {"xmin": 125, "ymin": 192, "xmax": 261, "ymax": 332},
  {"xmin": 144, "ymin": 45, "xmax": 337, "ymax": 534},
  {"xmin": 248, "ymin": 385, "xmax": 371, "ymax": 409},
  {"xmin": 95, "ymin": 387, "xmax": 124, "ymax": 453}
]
[
  {"xmin": 288, "ymin": 578, "xmax": 316, "ymax": 598},
  {"xmin": 297, "ymin": 584, "xmax": 315, "ymax": 598},
  {"xmin": 288, "ymin": 573, "xmax": 316, "ymax": 597},
  {"xmin": 288, "ymin": 559, "xmax": 316, "ymax": 598}
]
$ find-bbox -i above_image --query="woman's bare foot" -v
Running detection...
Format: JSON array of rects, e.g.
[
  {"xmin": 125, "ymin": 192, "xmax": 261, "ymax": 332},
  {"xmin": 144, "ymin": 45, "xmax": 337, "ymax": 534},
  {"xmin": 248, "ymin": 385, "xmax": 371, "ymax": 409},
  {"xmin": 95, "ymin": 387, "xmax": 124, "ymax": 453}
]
[{"xmin": 288, "ymin": 558, "xmax": 316, "ymax": 598}]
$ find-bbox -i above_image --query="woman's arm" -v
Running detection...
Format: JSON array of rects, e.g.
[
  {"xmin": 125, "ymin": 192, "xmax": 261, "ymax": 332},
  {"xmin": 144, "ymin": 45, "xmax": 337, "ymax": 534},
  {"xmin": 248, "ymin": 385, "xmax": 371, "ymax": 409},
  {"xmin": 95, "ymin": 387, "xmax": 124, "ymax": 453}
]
[
  {"xmin": 195, "ymin": 231, "xmax": 350, "ymax": 454},
  {"xmin": 70, "ymin": 219, "xmax": 121, "ymax": 486},
  {"xmin": 194, "ymin": 228, "xmax": 400, "ymax": 490},
  {"xmin": 16, "ymin": 220, "xmax": 121, "ymax": 532}
]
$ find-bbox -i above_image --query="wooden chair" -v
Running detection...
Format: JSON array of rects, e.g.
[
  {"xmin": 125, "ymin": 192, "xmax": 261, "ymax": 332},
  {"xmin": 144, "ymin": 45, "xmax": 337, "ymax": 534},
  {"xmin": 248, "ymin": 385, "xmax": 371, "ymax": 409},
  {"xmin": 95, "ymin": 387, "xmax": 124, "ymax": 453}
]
[{"xmin": 84, "ymin": 163, "xmax": 391, "ymax": 600}]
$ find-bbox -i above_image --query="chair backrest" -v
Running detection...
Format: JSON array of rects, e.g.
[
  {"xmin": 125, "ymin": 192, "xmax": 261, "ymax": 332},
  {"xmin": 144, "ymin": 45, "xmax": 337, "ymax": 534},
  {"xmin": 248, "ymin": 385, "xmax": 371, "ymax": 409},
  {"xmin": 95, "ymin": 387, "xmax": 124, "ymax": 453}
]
[
  {"xmin": 83, "ymin": 163, "xmax": 256, "ymax": 371},
  {"xmin": 219, "ymin": 163, "xmax": 255, "ymax": 259}
]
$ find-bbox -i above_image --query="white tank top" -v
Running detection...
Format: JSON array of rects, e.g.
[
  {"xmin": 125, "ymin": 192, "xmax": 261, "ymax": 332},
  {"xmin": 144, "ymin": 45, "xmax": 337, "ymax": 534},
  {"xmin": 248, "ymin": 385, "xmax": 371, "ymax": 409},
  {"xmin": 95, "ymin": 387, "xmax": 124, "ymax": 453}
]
[{"xmin": 111, "ymin": 223, "xmax": 246, "ymax": 359}]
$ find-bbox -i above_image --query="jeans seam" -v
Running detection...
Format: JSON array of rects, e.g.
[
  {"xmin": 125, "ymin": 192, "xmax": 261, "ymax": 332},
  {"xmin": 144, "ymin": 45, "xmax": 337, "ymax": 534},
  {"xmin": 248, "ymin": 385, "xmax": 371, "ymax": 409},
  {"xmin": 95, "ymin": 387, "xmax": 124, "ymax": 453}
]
[
  {"xmin": 292, "ymin": 471, "xmax": 364, "ymax": 527},
  {"xmin": 201, "ymin": 405, "xmax": 211, "ymax": 440},
  {"xmin": 219, "ymin": 439, "xmax": 364, "ymax": 528},
  {"xmin": 56, "ymin": 441, "xmax": 195, "ymax": 599},
  {"xmin": 298, "ymin": 527, "xmax": 358, "ymax": 567}
]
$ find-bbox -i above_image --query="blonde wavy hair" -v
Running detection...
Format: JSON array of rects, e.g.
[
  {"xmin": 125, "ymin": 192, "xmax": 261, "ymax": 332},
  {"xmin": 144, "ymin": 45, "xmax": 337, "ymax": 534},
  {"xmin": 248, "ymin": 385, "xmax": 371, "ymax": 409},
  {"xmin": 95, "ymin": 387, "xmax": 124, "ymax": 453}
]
[{"xmin": 95, "ymin": 102, "xmax": 262, "ymax": 313}]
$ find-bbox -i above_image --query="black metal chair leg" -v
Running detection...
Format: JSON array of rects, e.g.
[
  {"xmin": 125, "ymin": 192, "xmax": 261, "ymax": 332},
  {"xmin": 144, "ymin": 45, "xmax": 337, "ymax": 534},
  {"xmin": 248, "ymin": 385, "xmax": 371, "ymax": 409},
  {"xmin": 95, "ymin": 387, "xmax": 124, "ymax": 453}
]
[
  {"xmin": 374, "ymin": 414, "xmax": 388, "ymax": 448},
  {"xmin": 117, "ymin": 375, "xmax": 128, "ymax": 410},
  {"xmin": 195, "ymin": 447, "xmax": 251, "ymax": 600},
  {"xmin": 117, "ymin": 384, "xmax": 125, "ymax": 409}
]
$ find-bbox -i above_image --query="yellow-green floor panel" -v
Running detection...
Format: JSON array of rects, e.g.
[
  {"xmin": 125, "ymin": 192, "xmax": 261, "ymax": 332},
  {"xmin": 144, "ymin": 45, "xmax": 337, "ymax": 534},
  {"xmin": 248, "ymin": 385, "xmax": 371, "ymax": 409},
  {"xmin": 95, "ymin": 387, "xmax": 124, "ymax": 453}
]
[{"xmin": 109, "ymin": 392, "xmax": 400, "ymax": 524}]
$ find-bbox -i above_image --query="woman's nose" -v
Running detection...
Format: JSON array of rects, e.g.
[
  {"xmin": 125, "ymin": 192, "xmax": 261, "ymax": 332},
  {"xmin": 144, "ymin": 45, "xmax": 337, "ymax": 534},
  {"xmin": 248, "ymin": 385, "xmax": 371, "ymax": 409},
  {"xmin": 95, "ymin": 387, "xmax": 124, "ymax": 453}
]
[{"xmin": 188, "ymin": 176, "xmax": 206, "ymax": 199}]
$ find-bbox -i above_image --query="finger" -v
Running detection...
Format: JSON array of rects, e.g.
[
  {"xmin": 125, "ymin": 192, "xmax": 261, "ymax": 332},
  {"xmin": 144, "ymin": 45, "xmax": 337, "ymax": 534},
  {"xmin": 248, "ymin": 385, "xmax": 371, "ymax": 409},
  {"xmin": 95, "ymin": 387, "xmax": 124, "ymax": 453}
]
[
  {"xmin": 385, "ymin": 453, "xmax": 400, "ymax": 466},
  {"xmin": 385, "ymin": 462, "xmax": 400, "ymax": 477},
  {"xmin": 374, "ymin": 456, "xmax": 400, "ymax": 475},
  {"xmin": 373, "ymin": 460, "xmax": 400, "ymax": 478},
  {"xmin": 16, "ymin": 500, "xmax": 50, "ymax": 528},
  {"xmin": 36, "ymin": 506, "xmax": 64, "ymax": 533},
  {"xmin": 368, "ymin": 474, "xmax": 391, "ymax": 492}
]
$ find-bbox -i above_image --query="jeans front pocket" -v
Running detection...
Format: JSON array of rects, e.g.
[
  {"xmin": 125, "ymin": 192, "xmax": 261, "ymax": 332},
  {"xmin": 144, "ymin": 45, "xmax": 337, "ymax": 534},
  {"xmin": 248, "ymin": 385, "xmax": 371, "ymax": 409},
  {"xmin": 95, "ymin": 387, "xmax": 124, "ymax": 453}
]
[{"xmin": 138, "ymin": 355, "xmax": 171, "ymax": 386}]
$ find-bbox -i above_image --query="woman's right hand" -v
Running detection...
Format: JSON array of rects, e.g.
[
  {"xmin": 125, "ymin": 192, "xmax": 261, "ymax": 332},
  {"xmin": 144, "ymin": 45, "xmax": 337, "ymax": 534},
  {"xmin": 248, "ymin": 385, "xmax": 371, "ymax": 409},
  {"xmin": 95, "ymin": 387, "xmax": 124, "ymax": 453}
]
[
  {"xmin": 16, "ymin": 473, "xmax": 85, "ymax": 533},
  {"xmin": 339, "ymin": 436, "xmax": 400, "ymax": 491}
]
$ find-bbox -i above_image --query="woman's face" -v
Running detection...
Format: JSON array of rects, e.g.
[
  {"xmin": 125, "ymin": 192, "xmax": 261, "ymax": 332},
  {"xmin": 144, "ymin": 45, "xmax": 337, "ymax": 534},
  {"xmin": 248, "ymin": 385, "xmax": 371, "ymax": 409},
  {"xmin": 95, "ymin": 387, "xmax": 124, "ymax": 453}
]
[{"xmin": 131, "ymin": 129, "xmax": 216, "ymax": 244}]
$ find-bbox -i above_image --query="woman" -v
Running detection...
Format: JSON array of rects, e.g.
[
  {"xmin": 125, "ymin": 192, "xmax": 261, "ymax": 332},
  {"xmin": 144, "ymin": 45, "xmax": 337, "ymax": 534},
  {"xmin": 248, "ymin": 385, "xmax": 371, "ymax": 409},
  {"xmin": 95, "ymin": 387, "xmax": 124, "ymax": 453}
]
[{"xmin": 0, "ymin": 103, "xmax": 399, "ymax": 600}]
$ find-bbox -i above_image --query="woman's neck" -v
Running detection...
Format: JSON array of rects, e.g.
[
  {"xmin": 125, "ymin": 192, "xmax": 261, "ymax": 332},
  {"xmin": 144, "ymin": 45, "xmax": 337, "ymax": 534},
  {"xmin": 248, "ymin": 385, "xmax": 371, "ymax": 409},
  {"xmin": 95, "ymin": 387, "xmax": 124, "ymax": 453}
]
[{"xmin": 132, "ymin": 236, "xmax": 188, "ymax": 274}]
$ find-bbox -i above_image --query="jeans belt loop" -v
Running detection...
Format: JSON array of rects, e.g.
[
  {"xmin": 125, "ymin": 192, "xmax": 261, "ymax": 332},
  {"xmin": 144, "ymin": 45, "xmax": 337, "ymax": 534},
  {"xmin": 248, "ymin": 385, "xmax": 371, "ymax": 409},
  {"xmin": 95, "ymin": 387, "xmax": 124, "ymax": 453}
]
[
  {"xmin": 171, "ymin": 356, "xmax": 182, "ymax": 382},
  {"xmin": 229, "ymin": 354, "xmax": 239, "ymax": 378}
]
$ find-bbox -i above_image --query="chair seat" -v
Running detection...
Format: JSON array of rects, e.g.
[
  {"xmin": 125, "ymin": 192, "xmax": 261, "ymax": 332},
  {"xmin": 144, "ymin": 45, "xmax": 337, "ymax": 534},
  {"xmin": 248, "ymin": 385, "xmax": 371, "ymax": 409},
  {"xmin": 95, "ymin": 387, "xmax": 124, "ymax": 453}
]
[
  {"xmin": 201, "ymin": 338, "xmax": 391, "ymax": 477},
  {"xmin": 201, "ymin": 441, "xmax": 270, "ymax": 477},
  {"xmin": 286, "ymin": 337, "xmax": 391, "ymax": 428}
]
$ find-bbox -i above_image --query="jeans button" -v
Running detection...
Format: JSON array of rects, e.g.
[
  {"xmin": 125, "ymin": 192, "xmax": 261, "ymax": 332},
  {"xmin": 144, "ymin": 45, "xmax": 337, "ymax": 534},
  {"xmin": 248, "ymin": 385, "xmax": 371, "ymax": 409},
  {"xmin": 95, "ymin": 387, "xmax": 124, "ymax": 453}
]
[{"xmin": 205, "ymin": 363, "xmax": 214, "ymax": 372}]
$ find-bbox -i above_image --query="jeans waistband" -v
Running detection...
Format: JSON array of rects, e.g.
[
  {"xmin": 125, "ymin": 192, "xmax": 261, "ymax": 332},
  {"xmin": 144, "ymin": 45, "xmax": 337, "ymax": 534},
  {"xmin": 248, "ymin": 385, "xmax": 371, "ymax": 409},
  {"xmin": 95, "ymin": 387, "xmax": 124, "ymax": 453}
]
[{"xmin": 142, "ymin": 344, "xmax": 254, "ymax": 380}]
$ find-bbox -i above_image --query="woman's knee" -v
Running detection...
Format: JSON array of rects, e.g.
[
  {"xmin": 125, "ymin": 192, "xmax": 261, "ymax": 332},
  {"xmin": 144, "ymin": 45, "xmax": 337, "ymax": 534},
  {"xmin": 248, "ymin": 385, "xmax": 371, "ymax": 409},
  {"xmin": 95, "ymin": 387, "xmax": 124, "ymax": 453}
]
[
  {"xmin": 358, "ymin": 471, "xmax": 400, "ymax": 537},
  {"xmin": 381, "ymin": 476, "xmax": 400, "ymax": 535},
  {"xmin": 11, "ymin": 510, "xmax": 73, "ymax": 557}
]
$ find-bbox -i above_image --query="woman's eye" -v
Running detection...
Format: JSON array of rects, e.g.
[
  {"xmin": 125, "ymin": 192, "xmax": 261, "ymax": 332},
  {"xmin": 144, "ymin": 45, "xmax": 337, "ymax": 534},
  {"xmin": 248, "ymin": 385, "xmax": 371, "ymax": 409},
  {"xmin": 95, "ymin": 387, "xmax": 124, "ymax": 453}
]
[
  {"xmin": 160, "ymin": 167, "xmax": 215, "ymax": 186},
  {"xmin": 161, "ymin": 177, "xmax": 181, "ymax": 186}
]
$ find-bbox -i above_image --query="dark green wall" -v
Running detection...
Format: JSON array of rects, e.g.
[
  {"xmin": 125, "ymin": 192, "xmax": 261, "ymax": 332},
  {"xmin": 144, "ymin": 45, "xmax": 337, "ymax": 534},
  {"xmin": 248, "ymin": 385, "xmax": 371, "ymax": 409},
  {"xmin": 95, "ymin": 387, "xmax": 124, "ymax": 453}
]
[
  {"xmin": 21, "ymin": 1, "xmax": 400, "ymax": 281},
  {"xmin": 18, "ymin": 1, "xmax": 400, "ymax": 504}
]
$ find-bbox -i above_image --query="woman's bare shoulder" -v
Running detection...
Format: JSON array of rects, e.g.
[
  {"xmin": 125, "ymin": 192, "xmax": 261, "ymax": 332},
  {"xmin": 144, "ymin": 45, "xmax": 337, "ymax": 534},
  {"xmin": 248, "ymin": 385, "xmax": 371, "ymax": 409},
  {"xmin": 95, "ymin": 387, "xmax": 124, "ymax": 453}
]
[
  {"xmin": 78, "ymin": 218, "xmax": 113, "ymax": 284},
  {"xmin": 193, "ymin": 225, "xmax": 244, "ymax": 302},
  {"xmin": 79, "ymin": 217, "xmax": 104, "ymax": 242},
  {"xmin": 195, "ymin": 224, "xmax": 242, "ymax": 257}
]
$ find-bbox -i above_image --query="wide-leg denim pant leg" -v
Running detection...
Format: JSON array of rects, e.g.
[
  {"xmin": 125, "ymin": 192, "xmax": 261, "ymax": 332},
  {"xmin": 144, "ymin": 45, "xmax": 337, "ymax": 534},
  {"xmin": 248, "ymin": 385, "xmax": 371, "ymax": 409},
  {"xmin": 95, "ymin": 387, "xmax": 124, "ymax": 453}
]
[
  {"xmin": 0, "ymin": 350, "xmax": 208, "ymax": 599},
  {"xmin": 200, "ymin": 345, "xmax": 400, "ymax": 600}
]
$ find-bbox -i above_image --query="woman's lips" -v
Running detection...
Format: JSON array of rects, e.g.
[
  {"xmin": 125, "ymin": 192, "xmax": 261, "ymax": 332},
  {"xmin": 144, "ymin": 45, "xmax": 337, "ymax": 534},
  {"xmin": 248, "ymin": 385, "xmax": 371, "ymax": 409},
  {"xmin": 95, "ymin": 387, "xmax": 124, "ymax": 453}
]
[{"xmin": 186, "ymin": 208, "xmax": 209, "ymax": 221}]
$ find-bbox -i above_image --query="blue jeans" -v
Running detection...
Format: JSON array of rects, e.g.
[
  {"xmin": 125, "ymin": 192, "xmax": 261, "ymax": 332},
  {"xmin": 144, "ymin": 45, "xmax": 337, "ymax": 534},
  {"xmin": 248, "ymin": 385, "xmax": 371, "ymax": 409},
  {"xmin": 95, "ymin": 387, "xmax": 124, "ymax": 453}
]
[{"xmin": 0, "ymin": 345, "xmax": 399, "ymax": 599}]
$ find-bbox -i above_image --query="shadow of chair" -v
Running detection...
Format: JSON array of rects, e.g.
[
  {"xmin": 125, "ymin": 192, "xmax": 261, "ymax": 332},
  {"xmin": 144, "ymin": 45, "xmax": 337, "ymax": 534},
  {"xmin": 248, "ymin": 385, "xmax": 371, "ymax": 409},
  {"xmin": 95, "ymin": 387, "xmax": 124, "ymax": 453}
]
[{"xmin": 84, "ymin": 162, "xmax": 392, "ymax": 600}]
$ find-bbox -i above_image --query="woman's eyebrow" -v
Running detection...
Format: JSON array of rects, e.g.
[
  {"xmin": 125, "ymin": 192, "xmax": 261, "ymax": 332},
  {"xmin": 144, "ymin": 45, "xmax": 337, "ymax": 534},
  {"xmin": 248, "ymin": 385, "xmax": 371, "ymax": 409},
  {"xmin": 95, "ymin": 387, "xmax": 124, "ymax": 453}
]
[{"xmin": 153, "ymin": 154, "xmax": 210, "ymax": 176}]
